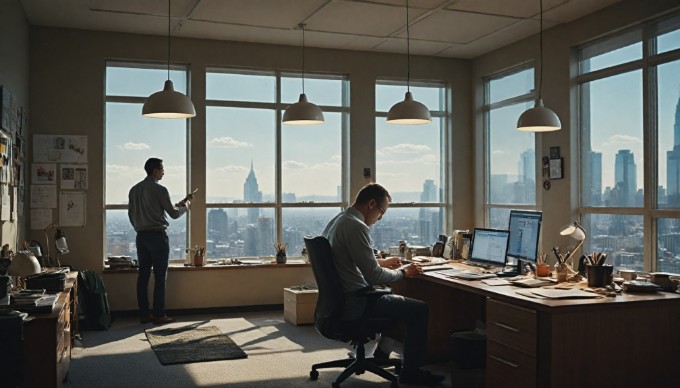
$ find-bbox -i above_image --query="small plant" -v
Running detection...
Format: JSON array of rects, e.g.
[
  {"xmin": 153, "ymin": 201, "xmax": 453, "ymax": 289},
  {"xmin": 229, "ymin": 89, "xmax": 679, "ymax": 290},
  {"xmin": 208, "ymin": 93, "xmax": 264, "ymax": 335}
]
[{"xmin": 274, "ymin": 242, "xmax": 287, "ymax": 255}]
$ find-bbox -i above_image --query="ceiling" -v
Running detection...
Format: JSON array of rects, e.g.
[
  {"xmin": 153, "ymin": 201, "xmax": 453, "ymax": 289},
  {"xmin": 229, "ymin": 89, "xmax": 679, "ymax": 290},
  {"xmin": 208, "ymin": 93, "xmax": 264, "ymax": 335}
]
[{"xmin": 20, "ymin": 0, "xmax": 622, "ymax": 59}]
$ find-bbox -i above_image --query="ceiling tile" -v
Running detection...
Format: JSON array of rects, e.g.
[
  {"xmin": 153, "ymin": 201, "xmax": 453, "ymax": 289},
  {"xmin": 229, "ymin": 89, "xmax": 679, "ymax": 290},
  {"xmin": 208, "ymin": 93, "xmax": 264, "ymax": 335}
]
[
  {"xmin": 90, "ymin": 0, "xmax": 196, "ymax": 17},
  {"xmin": 406, "ymin": 9, "xmax": 520, "ymax": 44},
  {"xmin": 372, "ymin": 37, "xmax": 454, "ymax": 56},
  {"xmin": 445, "ymin": 0, "xmax": 568, "ymax": 19},
  {"xmin": 190, "ymin": 0, "xmax": 327, "ymax": 29}
]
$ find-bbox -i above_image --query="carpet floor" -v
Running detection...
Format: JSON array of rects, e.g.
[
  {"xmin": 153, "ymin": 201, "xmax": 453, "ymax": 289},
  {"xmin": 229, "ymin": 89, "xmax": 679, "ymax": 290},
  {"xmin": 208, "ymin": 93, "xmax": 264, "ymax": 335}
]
[{"xmin": 64, "ymin": 310, "xmax": 463, "ymax": 387}]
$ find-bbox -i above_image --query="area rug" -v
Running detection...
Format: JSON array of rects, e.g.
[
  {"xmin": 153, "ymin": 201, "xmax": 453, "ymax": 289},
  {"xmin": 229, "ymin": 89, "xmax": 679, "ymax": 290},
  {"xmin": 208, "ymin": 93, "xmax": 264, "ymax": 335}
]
[{"xmin": 145, "ymin": 325, "xmax": 247, "ymax": 365}]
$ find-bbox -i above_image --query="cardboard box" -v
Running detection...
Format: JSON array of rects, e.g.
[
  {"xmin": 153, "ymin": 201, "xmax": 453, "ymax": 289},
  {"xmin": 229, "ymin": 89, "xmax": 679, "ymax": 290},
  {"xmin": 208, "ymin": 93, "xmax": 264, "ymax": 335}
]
[{"xmin": 283, "ymin": 287, "xmax": 318, "ymax": 325}]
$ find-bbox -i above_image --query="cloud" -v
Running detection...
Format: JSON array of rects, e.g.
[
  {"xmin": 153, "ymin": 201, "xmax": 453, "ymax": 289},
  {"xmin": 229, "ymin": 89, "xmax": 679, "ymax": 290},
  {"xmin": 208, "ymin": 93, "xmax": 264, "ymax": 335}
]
[
  {"xmin": 121, "ymin": 142, "xmax": 150, "ymax": 150},
  {"xmin": 216, "ymin": 165, "xmax": 248, "ymax": 173},
  {"xmin": 382, "ymin": 144, "xmax": 431, "ymax": 154},
  {"xmin": 210, "ymin": 137, "xmax": 253, "ymax": 148},
  {"xmin": 492, "ymin": 150, "xmax": 505, "ymax": 156},
  {"xmin": 377, "ymin": 154, "xmax": 438, "ymax": 166},
  {"xmin": 606, "ymin": 134, "xmax": 642, "ymax": 145},
  {"xmin": 106, "ymin": 164, "xmax": 133, "ymax": 174},
  {"xmin": 284, "ymin": 160, "xmax": 308, "ymax": 169}
]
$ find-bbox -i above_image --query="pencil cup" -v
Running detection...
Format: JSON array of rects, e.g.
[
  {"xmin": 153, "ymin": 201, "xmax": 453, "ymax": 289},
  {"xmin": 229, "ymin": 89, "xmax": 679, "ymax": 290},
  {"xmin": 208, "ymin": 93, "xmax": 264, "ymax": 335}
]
[
  {"xmin": 536, "ymin": 263, "xmax": 550, "ymax": 277},
  {"xmin": 586, "ymin": 265, "xmax": 613, "ymax": 287},
  {"xmin": 194, "ymin": 255, "xmax": 204, "ymax": 267}
]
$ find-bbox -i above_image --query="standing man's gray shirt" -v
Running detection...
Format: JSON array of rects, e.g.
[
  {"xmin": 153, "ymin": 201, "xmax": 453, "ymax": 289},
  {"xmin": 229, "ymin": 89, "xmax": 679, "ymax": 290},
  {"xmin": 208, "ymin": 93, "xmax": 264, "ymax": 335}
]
[{"xmin": 128, "ymin": 176, "xmax": 187, "ymax": 231}]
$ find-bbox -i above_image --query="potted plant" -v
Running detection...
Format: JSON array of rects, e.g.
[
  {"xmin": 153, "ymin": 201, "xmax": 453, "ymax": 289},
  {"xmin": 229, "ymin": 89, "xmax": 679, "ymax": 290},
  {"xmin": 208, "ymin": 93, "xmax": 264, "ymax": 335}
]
[{"xmin": 274, "ymin": 242, "xmax": 287, "ymax": 264}]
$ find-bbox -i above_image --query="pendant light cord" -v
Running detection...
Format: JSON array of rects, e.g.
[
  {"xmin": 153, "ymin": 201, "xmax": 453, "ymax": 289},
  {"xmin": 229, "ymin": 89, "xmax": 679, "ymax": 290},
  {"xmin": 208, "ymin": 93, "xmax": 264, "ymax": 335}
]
[
  {"xmin": 406, "ymin": 0, "xmax": 411, "ymax": 93},
  {"xmin": 301, "ymin": 24, "xmax": 306, "ymax": 94},
  {"xmin": 167, "ymin": 0, "xmax": 171, "ymax": 81},
  {"xmin": 538, "ymin": 0, "xmax": 543, "ymax": 100}
]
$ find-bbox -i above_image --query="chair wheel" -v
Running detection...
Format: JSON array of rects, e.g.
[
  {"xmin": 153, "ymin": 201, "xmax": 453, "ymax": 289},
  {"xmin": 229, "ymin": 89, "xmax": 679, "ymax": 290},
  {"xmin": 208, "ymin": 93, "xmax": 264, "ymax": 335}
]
[
  {"xmin": 310, "ymin": 370, "xmax": 319, "ymax": 381},
  {"xmin": 394, "ymin": 364, "xmax": 402, "ymax": 374}
]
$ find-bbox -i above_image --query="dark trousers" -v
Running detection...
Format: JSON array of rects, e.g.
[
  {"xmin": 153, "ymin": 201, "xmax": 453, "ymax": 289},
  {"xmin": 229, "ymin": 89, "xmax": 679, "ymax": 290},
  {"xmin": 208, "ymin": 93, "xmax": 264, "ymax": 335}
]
[
  {"xmin": 366, "ymin": 294, "xmax": 429, "ymax": 371},
  {"xmin": 136, "ymin": 231, "xmax": 169, "ymax": 317}
]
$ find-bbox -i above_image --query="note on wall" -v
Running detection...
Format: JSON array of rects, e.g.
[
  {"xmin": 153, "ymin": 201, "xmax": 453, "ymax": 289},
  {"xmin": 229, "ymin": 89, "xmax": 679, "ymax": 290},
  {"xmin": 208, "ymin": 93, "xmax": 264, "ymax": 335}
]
[
  {"xmin": 31, "ymin": 163, "xmax": 57, "ymax": 184},
  {"xmin": 30, "ymin": 184, "xmax": 57, "ymax": 208},
  {"xmin": 30, "ymin": 208, "xmax": 52, "ymax": 230},
  {"xmin": 61, "ymin": 164, "xmax": 88, "ymax": 189},
  {"xmin": 33, "ymin": 135, "xmax": 87, "ymax": 164},
  {"xmin": 60, "ymin": 191, "xmax": 86, "ymax": 227}
]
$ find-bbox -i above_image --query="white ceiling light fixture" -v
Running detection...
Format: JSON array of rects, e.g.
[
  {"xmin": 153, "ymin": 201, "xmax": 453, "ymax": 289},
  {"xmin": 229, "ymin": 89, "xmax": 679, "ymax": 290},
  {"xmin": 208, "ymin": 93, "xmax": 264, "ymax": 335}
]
[
  {"xmin": 517, "ymin": 0, "xmax": 561, "ymax": 132},
  {"xmin": 387, "ymin": 0, "xmax": 431, "ymax": 125},
  {"xmin": 142, "ymin": 0, "xmax": 196, "ymax": 119},
  {"xmin": 282, "ymin": 23, "xmax": 324, "ymax": 125}
]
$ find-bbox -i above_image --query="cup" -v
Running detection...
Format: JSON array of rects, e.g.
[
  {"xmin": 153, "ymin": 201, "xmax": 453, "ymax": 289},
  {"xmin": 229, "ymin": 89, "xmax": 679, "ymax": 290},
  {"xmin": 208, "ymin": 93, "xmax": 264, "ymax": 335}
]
[
  {"xmin": 586, "ymin": 265, "xmax": 613, "ymax": 287},
  {"xmin": 536, "ymin": 263, "xmax": 550, "ymax": 277},
  {"xmin": 619, "ymin": 269, "xmax": 637, "ymax": 282}
]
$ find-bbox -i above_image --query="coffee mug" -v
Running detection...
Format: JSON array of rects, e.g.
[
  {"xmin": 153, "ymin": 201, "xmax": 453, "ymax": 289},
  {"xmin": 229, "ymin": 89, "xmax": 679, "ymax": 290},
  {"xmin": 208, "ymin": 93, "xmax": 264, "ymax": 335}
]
[{"xmin": 619, "ymin": 269, "xmax": 637, "ymax": 281}]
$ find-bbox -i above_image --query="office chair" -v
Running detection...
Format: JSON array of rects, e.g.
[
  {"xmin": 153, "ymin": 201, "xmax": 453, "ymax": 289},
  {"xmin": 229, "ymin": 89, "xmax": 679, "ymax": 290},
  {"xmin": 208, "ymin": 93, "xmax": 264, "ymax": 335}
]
[{"xmin": 304, "ymin": 236, "xmax": 402, "ymax": 388}]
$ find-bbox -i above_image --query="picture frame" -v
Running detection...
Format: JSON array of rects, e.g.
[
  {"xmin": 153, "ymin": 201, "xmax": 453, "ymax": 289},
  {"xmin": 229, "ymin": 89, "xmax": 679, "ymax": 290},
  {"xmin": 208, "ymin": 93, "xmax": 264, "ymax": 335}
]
[
  {"xmin": 549, "ymin": 158, "xmax": 563, "ymax": 179},
  {"xmin": 550, "ymin": 146, "xmax": 561, "ymax": 159}
]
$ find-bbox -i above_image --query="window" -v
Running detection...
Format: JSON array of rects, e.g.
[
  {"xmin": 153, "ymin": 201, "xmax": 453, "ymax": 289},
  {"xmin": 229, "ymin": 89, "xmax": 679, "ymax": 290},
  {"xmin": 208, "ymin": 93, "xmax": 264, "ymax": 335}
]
[
  {"xmin": 578, "ymin": 12, "xmax": 680, "ymax": 273},
  {"xmin": 205, "ymin": 68, "xmax": 348, "ymax": 259},
  {"xmin": 104, "ymin": 62, "xmax": 190, "ymax": 261},
  {"xmin": 483, "ymin": 66, "xmax": 538, "ymax": 229},
  {"xmin": 374, "ymin": 81, "xmax": 448, "ymax": 249}
]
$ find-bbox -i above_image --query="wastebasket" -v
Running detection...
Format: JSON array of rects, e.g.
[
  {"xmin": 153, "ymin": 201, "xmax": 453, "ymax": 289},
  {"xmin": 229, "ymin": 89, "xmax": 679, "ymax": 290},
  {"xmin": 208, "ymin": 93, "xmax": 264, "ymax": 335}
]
[{"xmin": 449, "ymin": 330, "xmax": 486, "ymax": 388}]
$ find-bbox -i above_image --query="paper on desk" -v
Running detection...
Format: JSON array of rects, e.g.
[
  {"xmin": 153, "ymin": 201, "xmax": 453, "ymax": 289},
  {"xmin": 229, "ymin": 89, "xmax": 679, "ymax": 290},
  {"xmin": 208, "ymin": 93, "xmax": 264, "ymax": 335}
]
[
  {"xmin": 529, "ymin": 288, "xmax": 603, "ymax": 299},
  {"xmin": 482, "ymin": 278, "xmax": 511, "ymax": 286}
]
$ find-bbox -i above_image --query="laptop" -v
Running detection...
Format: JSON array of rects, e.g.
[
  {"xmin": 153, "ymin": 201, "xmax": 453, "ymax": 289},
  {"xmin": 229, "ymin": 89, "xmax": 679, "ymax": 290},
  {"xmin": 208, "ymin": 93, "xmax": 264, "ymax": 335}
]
[{"xmin": 464, "ymin": 228, "xmax": 510, "ymax": 270}]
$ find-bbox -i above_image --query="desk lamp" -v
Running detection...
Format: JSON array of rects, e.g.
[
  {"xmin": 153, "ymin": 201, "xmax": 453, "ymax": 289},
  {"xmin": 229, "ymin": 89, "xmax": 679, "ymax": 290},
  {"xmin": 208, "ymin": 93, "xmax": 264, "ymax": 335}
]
[
  {"xmin": 559, "ymin": 221, "xmax": 586, "ymax": 265},
  {"xmin": 44, "ymin": 223, "xmax": 69, "ymax": 267}
]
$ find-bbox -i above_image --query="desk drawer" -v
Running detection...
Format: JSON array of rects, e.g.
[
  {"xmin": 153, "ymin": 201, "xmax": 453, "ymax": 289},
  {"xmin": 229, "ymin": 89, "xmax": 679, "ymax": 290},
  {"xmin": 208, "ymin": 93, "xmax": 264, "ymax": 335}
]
[
  {"xmin": 487, "ymin": 298, "xmax": 536, "ymax": 356},
  {"xmin": 487, "ymin": 340, "xmax": 536, "ymax": 388}
]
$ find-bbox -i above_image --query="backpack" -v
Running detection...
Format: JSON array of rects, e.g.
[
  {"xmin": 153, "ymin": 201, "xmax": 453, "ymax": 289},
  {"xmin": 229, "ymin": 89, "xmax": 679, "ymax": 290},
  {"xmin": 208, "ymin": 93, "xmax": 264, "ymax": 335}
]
[{"xmin": 77, "ymin": 270, "xmax": 112, "ymax": 330}]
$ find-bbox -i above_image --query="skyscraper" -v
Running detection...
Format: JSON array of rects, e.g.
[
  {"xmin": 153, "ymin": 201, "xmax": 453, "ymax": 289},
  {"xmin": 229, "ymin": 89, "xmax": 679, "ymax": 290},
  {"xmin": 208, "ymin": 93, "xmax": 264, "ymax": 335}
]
[
  {"xmin": 589, "ymin": 151, "xmax": 602, "ymax": 206},
  {"xmin": 207, "ymin": 209, "xmax": 228, "ymax": 243},
  {"xmin": 243, "ymin": 161, "xmax": 262, "ymax": 224},
  {"xmin": 666, "ymin": 87, "xmax": 680, "ymax": 206},
  {"xmin": 519, "ymin": 149, "xmax": 535, "ymax": 183},
  {"xmin": 615, "ymin": 149, "xmax": 636, "ymax": 206}
]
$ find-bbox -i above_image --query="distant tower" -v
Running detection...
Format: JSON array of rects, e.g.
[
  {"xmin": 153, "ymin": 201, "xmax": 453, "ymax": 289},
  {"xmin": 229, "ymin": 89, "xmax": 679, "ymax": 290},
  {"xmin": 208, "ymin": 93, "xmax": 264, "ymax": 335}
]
[
  {"xmin": 590, "ymin": 151, "xmax": 602, "ymax": 205},
  {"xmin": 243, "ymin": 161, "xmax": 262, "ymax": 224},
  {"xmin": 518, "ymin": 149, "xmax": 535, "ymax": 183},
  {"xmin": 207, "ymin": 209, "xmax": 228, "ymax": 242},
  {"xmin": 615, "ymin": 150, "xmax": 636, "ymax": 206},
  {"xmin": 666, "ymin": 87, "xmax": 680, "ymax": 206}
]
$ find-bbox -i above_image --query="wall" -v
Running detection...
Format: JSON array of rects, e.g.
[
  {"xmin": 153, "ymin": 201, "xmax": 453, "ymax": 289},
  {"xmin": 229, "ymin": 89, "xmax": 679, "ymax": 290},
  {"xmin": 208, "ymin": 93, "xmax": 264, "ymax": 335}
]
[
  {"xmin": 0, "ymin": 0, "xmax": 29, "ymax": 251},
  {"xmin": 472, "ymin": 0, "xmax": 680, "ymax": 257},
  {"xmin": 27, "ymin": 27, "xmax": 473, "ymax": 310}
]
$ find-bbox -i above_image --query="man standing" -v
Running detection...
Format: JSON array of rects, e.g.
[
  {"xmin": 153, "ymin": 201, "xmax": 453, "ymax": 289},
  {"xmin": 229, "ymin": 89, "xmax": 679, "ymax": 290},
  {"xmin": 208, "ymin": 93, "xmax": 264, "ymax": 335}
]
[
  {"xmin": 128, "ymin": 158, "xmax": 192, "ymax": 325},
  {"xmin": 322, "ymin": 183, "xmax": 444, "ymax": 386}
]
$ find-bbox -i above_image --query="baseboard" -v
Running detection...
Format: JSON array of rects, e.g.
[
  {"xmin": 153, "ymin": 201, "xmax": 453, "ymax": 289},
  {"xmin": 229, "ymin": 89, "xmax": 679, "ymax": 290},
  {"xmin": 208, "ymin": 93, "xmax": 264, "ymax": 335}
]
[{"xmin": 111, "ymin": 304, "xmax": 284, "ymax": 319}]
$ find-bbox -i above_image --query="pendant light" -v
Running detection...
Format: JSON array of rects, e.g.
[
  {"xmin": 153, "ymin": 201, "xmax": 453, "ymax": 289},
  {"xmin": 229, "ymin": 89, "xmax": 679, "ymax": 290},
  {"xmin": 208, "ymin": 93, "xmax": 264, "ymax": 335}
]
[
  {"xmin": 282, "ymin": 23, "xmax": 324, "ymax": 125},
  {"xmin": 142, "ymin": 0, "xmax": 196, "ymax": 119},
  {"xmin": 387, "ymin": 0, "xmax": 431, "ymax": 125},
  {"xmin": 517, "ymin": 0, "xmax": 560, "ymax": 132}
]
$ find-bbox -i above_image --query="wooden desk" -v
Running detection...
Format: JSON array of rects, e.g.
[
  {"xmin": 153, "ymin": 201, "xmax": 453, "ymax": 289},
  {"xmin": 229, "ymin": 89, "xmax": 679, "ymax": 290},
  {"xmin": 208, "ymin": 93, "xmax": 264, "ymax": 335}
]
[
  {"xmin": 22, "ymin": 271, "xmax": 78, "ymax": 388},
  {"xmin": 392, "ymin": 271, "xmax": 680, "ymax": 388}
]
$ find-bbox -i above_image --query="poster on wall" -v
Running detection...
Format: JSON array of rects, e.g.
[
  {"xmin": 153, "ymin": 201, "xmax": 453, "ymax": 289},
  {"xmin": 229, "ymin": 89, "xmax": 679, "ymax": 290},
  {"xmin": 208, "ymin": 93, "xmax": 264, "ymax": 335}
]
[
  {"xmin": 33, "ymin": 134, "xmax": 87, "ymax": 164},
  {"xmin": 61, "ymin": 164, "xmax": 88, "ymax": 189},
  {"xmin": 30, "ymin": 184, "xmax": 57, "ymax": 208},
  {"xmin": 30, "ymin": 208, "xmax": 52, "ymax": 230},
  {"xmin": 59, "ymin": 191, "xmax": 86, "ymax": 227},
  {"xmin": 31, "ymin": 163, "xmax": 57, "ymax": 184}
]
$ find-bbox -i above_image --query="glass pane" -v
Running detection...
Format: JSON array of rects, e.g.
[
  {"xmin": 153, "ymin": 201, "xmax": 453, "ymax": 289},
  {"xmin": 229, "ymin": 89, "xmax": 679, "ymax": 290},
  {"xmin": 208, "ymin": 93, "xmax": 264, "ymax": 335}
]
[
  {"xmin": 370, "ymin": 207, "xmax": 445, "ymax": 250},
  {"xmin": 580, "ymin": 71, "xmax": 643, "ymax": 207},
  {"xmin": 579, "ymin": 29, "xmax": 642, "ymax": 73},
  {"xmin": 488, "ymin": 68, "xmax": 533, "ymax": 104},
  {"xmin": 206, "ymin": 71, "xmax": 275, "ymax": 103},
  {"xmin": 657, "ymin": 218, "xmax": 680, "ymax": 273},
  {"xmin": 105, "ymin": 102, "xmax": 188, "ymax": 204},
  {"xmin": 206, "ymin": 207, "xmax": 275, "ymax": 258},
  {"xmin": 657, "ymin": 18, "xmax": 680, "ymax": 54},
  {"xmin": 582, "ymin": 213, "xmax": 643, "ymax": 272},
  {"xmin": 282, "ymin": 207, "xmax": 343, "ymax": 257},
  {"xmin": 657, "ymin": 59, "xmax": 680, "ymax": 208},
  {"xmin": 106, "ymin": 209, "xmax": 187, "ymax": 261},
  {"xmin": 205, "ymin": 106, "xmax": 275, "ymax": 202},
  {"xmin": 376, "ymin": 84, "xmax": 443, "ymax": 112},
  {"xmin": 376, "ymin": 117, "xmax": 442, "ymax": 203},
  {"xmin": 282, "ymin": 76, "xmax": 345, "ymax": 107},
  {"xmin": 106, "ymin": 66, "xmax": 187, "ymax": 97},
  {"xmin": 488, "ymin": 208, "xmax": 511, "ymax": 229},
  {"xmin": 282, "ymin": 112, "xmax": 342, "ymax": 202},
  {"xmin": 488, "ymin": 102, "xmax": 535, "ymax": 205}
]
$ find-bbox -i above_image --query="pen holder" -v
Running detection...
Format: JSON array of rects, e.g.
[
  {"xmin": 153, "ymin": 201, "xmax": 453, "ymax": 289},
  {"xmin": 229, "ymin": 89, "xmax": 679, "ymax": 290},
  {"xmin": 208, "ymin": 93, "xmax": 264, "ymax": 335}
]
[
  {"xmin": 586, "ymin": 265, "xmax": 613, "ymax": 287},
  {"xmin": 536, "ymin": 263, "xmax": 550, "ymax": 277},
  {"xmin": 194, "ymin": 255, "xmax": 204, "ymax": 267}
]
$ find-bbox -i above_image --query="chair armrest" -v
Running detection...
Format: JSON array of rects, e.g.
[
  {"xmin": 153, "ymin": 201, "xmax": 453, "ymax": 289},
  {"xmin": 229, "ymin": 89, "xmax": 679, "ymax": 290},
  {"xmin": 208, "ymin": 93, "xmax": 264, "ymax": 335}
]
[{"xmin": 351, "ymin": 285, "xmax": 392, "ymax": 296}]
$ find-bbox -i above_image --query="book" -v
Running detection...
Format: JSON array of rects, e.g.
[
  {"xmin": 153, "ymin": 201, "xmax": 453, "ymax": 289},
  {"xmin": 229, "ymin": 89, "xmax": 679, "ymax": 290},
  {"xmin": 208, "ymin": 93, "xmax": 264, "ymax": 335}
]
[{"xmin": 511, "ymin": 277, "xmax": 556, "ymax": 288}]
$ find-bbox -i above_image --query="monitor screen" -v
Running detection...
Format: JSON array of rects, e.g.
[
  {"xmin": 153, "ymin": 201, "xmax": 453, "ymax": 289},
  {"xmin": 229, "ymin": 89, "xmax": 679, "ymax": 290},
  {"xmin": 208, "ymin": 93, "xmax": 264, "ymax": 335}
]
[
  {"xmin": 469, "ymin": 228, "xmax": 510, "ymax": 266},
  {"xmin": 507, "ymin": 210, "xmax": 543, "ymax": 263}
]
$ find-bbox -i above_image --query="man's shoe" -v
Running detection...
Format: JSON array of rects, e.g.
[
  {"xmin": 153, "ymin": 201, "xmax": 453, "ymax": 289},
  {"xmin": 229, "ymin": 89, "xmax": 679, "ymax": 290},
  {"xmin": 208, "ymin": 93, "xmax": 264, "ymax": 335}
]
[
  {"xmin": 140, "ymin": 315, "xmax": 154, "ymax": 324},
  {"xmin": 152, "ymin": 315, "xmax": 175, "ymax": 325},
  {"xmin": 399, "ymin": 369, "xmax": 445, "ymax": 386}
]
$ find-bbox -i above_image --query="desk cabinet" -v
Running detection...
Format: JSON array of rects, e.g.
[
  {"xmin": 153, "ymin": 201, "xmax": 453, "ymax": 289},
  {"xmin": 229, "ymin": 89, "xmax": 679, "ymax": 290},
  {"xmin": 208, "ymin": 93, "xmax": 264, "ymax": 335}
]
[{"xmin": 22, "ymin": 271, "xmax": 77, "ymax": 388}]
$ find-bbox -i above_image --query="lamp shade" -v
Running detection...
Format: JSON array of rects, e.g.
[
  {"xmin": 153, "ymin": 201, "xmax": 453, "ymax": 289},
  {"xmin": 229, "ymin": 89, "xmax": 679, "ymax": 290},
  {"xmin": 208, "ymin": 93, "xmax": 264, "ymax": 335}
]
[
  {"xmin": 282, "ymin": 93, "xmax": 325, "ymax": 125},
  {"xmin": 8, "ymin": 252, "xmax": 41, "ymax": 277},
  {"xmin": 560, "ymin": 222, "xmax": 586, "ymax": 241},
  {"xmin": 517, "ymin": 98, "xmax": 561, "ymax": 132},
  {"xmin": 142, "ymin": 80, "xmax": 196, "ymax": 119},
  {"xmin": 387, "ymin": 92, "xmax": 432, "ymax": 125}
]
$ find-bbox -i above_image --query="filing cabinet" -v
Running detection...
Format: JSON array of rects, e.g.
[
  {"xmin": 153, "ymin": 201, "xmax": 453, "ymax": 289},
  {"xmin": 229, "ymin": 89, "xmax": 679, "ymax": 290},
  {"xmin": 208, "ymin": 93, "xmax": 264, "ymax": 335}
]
[
  {"xmin": 283, "ymin": 287, "xmax": 318, "ymax": 325},
  {"xmin": 486, "ymin": 298, "xmax": 537, "ymax": 388}
]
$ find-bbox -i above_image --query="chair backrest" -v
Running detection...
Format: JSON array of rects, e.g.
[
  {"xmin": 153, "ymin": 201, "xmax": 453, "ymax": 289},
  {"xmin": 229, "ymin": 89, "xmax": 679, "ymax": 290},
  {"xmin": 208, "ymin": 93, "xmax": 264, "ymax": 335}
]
[{"xmin": 304, "ymin": 236, "xmax": 346, "ymax": 339}]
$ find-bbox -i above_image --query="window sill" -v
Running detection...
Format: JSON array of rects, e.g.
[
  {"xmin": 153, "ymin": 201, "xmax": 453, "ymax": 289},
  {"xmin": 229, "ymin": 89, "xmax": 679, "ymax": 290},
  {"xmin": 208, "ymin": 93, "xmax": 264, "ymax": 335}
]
[{"xmin": 103, "ymin": 262, "xmax": 311, "ymax": 274}]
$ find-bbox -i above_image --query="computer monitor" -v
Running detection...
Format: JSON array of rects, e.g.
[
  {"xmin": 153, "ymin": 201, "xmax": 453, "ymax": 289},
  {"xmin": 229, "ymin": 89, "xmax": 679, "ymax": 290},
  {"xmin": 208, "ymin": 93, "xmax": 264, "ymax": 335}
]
[
  {"xmin": 507, "ymin": 210, "xmax": 543, "ymax": 264},
  {"xmin": 469, "ymin": 228, "xmax": 510, "ymax": 267}
]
